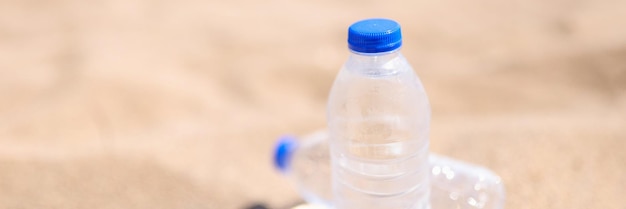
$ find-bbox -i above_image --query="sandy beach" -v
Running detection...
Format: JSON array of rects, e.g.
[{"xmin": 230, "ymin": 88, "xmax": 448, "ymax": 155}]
[{"xmin": 0, "ymin": 0, "xmax": 624, "ymax": 208}]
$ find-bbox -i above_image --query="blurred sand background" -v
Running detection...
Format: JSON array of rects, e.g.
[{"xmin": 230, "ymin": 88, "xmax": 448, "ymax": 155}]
[{"xmin": 0, "ymin": 0, "xmax": 625, "ymax": 208}]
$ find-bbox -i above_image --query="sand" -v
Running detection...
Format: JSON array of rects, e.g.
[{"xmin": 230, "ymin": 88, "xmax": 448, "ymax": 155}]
[{"xmin": 0, "ymin": 0, "xmax": 624, "ymax": 208}]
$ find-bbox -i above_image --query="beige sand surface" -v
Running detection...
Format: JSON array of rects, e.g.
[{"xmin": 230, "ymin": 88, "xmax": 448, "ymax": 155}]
[{"xmin": 0, "ymin": 0, "xmax": 624, "ymax": 208}]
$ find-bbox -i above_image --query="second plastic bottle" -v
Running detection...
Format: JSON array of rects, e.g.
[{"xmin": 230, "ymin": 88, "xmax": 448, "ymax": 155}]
[{"xmin": 327, "ymin": 18, "xmax": 431, "ymax": 209}]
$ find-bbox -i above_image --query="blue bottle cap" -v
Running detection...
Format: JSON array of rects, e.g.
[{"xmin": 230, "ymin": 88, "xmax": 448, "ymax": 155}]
[
  {"xmin": 273, "ymin": 135, "xmax": 298, "ymax": 173},
  {"xmin": 348, "ymin": 18, "xmax": 402, "ymax": 53}
]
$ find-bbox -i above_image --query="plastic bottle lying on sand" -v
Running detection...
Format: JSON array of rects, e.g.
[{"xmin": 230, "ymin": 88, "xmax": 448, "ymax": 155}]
[
  {"xmin": 327, "ymin": 18, "xmax": 431, "ymax": 209},
  {"xmin": 274, "ymin": 130, "xmax": 506, "ymax": 209}
]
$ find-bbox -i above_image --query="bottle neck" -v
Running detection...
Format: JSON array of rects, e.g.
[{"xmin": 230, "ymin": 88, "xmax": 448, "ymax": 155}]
[{"xmin": 346, "ymin": 49, "xmax": 404, "ymax": 76}]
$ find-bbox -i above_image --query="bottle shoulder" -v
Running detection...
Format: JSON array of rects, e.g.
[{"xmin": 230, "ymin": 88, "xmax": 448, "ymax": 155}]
[
  {"xmin": 327, "ymin": 52, "xmax": 431, "ymax": 119},
  {"xmin": 342, "ymin": 51, "xmax": 414, "ymax": 77}
]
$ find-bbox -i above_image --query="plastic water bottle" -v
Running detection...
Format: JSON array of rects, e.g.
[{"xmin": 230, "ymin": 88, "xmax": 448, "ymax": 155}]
[
  {"xmin": 273, "ymin": 131, "xmax": 506, "ymax": 209},
  {"xmin": 327, "ymin": 18, "xmax": 431, "ymax": 209},
  {"xmin": 275, "ymin": 131, "xmax": 334, "ymax": 209}
]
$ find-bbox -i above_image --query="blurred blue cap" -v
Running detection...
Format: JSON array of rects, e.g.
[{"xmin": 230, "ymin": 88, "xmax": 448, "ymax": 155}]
[{"xmin": 273, "ymin": 135, "xmax": 298, "ymax": 173}]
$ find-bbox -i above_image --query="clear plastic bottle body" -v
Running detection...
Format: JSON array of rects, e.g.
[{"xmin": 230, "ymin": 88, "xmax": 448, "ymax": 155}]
[
  {"xmin": 289, "ymin": 131, "xmax": 334, "ymax": 209},
  {"xmin": 275, "ymin": 131, "xmax": 505, "ymax": 209},
  {"xmin": 327, "ymin": 50, "xmax": 431, "ymax": 209}
]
